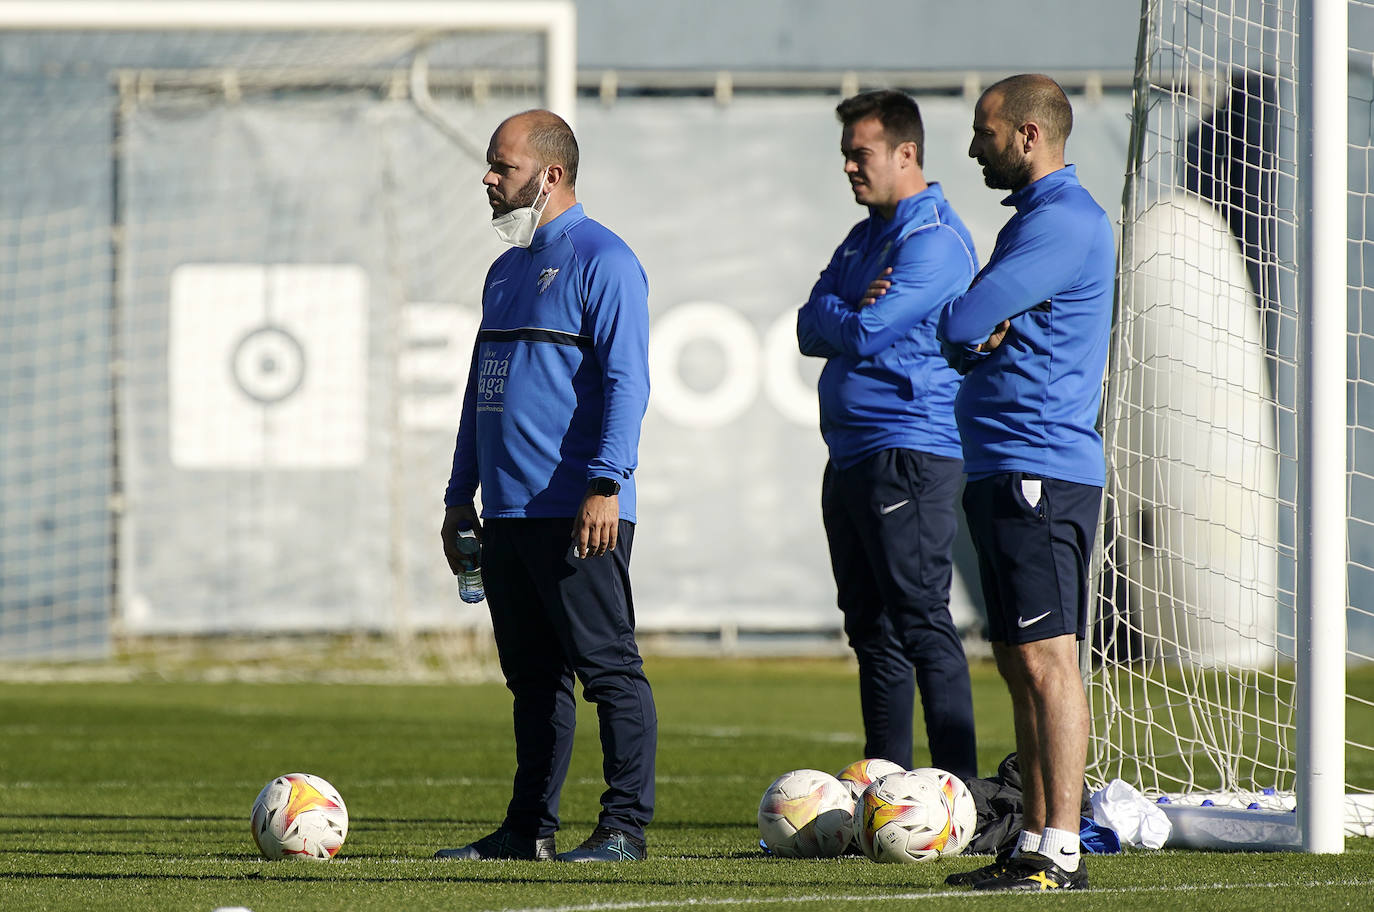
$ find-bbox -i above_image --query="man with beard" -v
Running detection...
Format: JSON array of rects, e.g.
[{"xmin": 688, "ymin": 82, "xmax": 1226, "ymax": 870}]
[
  {"xmin": 936, "ymin": 75, "xmax": 1114, "ymax": 891},
  {"xmin": 796, "ymin": 90, "xmax": 979, "ymax": 781},
  {"xmin": 437, "ymin": 109, "xmax": 657, "ymax": 864}
]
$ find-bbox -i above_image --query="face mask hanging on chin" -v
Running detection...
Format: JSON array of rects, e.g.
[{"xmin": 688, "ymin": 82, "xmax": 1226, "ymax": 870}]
[{"xmin": 491, "ymin": 168, "xmax": 552, "ymax": 248}]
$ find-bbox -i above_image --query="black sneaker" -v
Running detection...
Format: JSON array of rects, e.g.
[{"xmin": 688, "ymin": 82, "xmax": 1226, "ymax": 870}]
[
  {"xmin": 434, "ymin": 828, "xmax": 556, "ymax": 861},
  {"xmin": 973, "ymin": 850, "xmax": 1088, "ymax": 891},
  {"xmin": 944, "ymin": 848, "xmax": 1013, "ymax": 887},
  {"xmin": 554, "ymin": 825, "xmax": 646, "ymax": 862}
]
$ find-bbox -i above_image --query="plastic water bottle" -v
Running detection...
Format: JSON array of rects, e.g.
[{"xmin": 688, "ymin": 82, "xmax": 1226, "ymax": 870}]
[{"xmin": 453, "ymin": 527, "xmax": 485, "ymax": 604}]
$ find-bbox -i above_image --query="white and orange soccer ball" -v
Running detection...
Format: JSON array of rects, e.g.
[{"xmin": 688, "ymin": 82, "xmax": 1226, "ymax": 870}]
[
  {"xmin": 835, "ymin": 758, "xmax": 905, "ymax": 803},
  {"xmin": 858, "ymin": 767, "xmax": 976, "ymax": 863},
  {"xmin": 835, "ymin": 758, "xmax": 906, "ymax": 851},
  {"xmin": 908, "ymin": 767, "xmax": 977, "ymax": 856},
  {"xmin": 250, "ymin": 772, "xmax": 349, "ymax": 860},
  {"xmin": 757, "ymin": 769, "xmax": 856, "ymax": 858}
]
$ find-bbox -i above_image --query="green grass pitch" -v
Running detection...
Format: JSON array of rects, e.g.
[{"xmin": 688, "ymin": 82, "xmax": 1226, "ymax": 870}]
[{"xmin": 1, "ymin": 656, "xmax": 1371, "ymax": 911}]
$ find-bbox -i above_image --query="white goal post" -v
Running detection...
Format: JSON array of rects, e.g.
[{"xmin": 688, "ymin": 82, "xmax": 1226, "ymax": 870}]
[
  {"xmin": 1090, "ymin": 0, "xmax": 1362, "ymax": 853},
  {"xmin": 1296, "ymin": 0, "xmax": 1348, "ymax": 857}
]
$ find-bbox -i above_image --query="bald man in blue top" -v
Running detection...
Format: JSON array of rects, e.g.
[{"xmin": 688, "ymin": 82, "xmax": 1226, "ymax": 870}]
[
  {"xmin": 938, "ymin": 75, "xmax": 1113, "ymax": 892},
  {"xmin": 438, "ymin": 110, "xmax": 656, "ymax": 865}
]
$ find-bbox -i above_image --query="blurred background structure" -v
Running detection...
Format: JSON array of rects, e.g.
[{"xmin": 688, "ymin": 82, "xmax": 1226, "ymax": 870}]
[
  {"xmin": 0, "ymin": 0, "xmax": 1140, "ymax": 661},
  {"xmin": 1, "ymin": 0, "xmax": 1370, "ymax": 691}
]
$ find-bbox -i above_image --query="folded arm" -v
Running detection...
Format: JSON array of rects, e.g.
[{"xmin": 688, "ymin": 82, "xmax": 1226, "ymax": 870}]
[
  {"xmin": 939, "ymin": 208, "xmax": 1092, "ymax": 372},
  {"xmin": 799, "ymin": 229, "xmax": 974, "ymax": 359}
]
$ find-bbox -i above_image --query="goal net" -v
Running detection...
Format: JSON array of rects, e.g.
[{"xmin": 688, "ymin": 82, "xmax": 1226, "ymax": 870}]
[
  {"xmin": 1089, "ymin": 0, "xmax": 1372, "ymax": 845},
  {"xmin": 0, "ymin": 2, "xmax": 572, "ymax": 663}
]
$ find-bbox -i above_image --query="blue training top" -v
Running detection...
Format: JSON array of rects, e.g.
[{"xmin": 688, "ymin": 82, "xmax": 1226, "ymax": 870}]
[
  {"xmin": 797, "ymin": 183, "xmax": 978, "ymax": 469},
  {"xmin": 937, "ymin": 165, "xmax": 1114, "ymax": 486},
  {"xmin": 445, "ymin": 203, "xmax": 650, "ymax": 521}
]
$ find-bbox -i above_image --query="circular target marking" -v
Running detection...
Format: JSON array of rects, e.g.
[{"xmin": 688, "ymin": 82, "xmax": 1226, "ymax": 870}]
[{"xmin": 230, "ymin": 325, "xmax": 306, "ymax": 404}]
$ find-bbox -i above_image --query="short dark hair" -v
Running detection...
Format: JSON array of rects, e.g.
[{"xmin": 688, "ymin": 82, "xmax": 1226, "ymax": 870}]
[
  {"xmin": 522, "ymin": 109, "xmax": 580, "ymax": 187},
  {"xmin": 984, "ymin": 74, "xmax": 1073, "ymax": 147},
  {"xmin": 835, "ymin": 90, "xmax": 925, "ymax": 167}
]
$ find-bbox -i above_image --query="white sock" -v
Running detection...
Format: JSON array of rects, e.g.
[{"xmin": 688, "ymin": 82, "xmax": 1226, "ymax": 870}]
[
  {"xmin": 1038, "ymin": 827, "xmax": 1081, "ymax": 871},
  {"xmin": 1012, "ymin": 830, "xmax": 1042, "ymax": 857}
]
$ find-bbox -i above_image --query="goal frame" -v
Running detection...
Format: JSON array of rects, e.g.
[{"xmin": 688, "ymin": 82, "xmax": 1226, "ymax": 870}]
[
  {"xmin": 0, "ymin": 0, "xmax": 576, "ymax": 657},
  {"xmin": 1092, "ymin": 0, "xmax": 1351, "ymax": 854}
]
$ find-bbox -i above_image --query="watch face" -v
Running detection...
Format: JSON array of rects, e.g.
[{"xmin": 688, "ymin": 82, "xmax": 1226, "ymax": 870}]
[{"xmin": 591, "ymin": 477, "xmax": 620, "ymax": 496}]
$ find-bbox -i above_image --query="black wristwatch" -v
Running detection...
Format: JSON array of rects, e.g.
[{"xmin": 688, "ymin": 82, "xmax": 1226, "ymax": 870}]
[{"xmin": 589, "ymin": 477, "xmax": 621, "ymax": 496}]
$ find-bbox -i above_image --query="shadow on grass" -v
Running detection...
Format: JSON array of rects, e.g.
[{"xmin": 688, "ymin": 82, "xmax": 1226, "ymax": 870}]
[
  {"xmin": 0, "ymin": 868, "xmax": 890, "ymax": 889},
  {"xmin": 1, "ymin": 813, "xmax": 752, "ymax": 828}
]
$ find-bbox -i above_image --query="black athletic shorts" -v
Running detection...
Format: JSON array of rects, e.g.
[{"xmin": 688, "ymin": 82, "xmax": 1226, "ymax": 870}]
[{"xmin": 962, "ymin": 472, "xmax": 1102, "ymax": 644}]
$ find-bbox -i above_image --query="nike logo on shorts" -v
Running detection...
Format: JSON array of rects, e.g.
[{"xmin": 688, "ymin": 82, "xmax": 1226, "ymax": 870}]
[
  {"xmin": 879, "ymin": 499, "xmax": 909, "ymax": 515},
  {"xmin": 1017, "ymin": 610, "xmax": 1052, "ymax": 628}
]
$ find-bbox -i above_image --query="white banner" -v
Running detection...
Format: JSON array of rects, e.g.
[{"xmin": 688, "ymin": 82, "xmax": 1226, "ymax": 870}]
[{"xmin": 169, "ymin": 263, "xmax": 367, "ymax": 469}]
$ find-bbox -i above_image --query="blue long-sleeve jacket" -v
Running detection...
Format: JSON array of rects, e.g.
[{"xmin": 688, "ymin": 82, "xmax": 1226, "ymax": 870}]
[
  {"xmin": 797, "ymin": 183, "xmax": 977, "ymax": 468},
  {"xmin": 937, "ymin": 166, "xmax": 1114, "ymax": 486},
  {"xmin": 445, "ymin": 204, "xmax": 650, "ymax": 521}
]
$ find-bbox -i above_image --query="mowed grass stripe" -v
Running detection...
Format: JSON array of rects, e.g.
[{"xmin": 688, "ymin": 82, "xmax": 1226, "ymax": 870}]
[
  {"xmin": 489, "ymin": 877, "xmax": 1374, "ymax": 912},
  {"xmin": 0, "ymin": 658, "xmax": 1371, "ymax": 912}
]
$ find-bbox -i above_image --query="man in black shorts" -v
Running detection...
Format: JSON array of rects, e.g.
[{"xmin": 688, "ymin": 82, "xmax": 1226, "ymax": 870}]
[{"xmin": 937, "ymin": 75, "xmax": 1114, "ymax": 891}]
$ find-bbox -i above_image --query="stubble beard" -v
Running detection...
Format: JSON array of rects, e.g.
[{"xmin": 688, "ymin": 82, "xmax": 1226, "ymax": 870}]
[
  {"xmin": 491, "ymin": 169, "xmax": 545, "ymax": 218},
  {"xmin": 980, "ymin": 141, "xmax": 1033, "ymax": 192}
]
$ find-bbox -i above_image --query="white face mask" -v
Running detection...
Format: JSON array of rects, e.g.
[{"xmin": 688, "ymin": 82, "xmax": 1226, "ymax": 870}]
[{"xmin": 490, "ymin": 168, "xmax": 551, "ymax": 248}]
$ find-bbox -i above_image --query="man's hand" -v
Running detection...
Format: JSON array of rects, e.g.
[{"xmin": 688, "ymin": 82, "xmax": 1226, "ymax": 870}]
[
  {"xmin": 440, "ymin": 503, "xmax": 481, "ymax": 575},
  {"xmin": 976, "ymin": 319, "xmax": 1011, "ymax": 353},
  {"xmin": 859, "ymin": 267, "xmax": 893, "ymax": 308},
  {"xmin": 572, "ymin": 492, "xmax": 619, "ymax": 558}
]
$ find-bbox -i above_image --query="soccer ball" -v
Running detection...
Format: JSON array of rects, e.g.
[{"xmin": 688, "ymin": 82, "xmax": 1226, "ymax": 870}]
[
  {"xmin": 907, "ymin": 767, "xmax": 977, "ymax": 856},
  {"xmin": 835, "ymin": 758, "xmax": 905, "ymax": 802},
  {"xmin": 835, "ymin": 758, "xmax": 905, "ymax": 851},
  {"xmin": 857, "ymin": 767, "xmax": 975, "ymax": 863},
  {"xmin": 250, "ymin": 772, "xmax": 349, "ymax": 860},
  {"xmin": 757, "ymin": 769, "xmax": 856, "ymax": 858}
]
